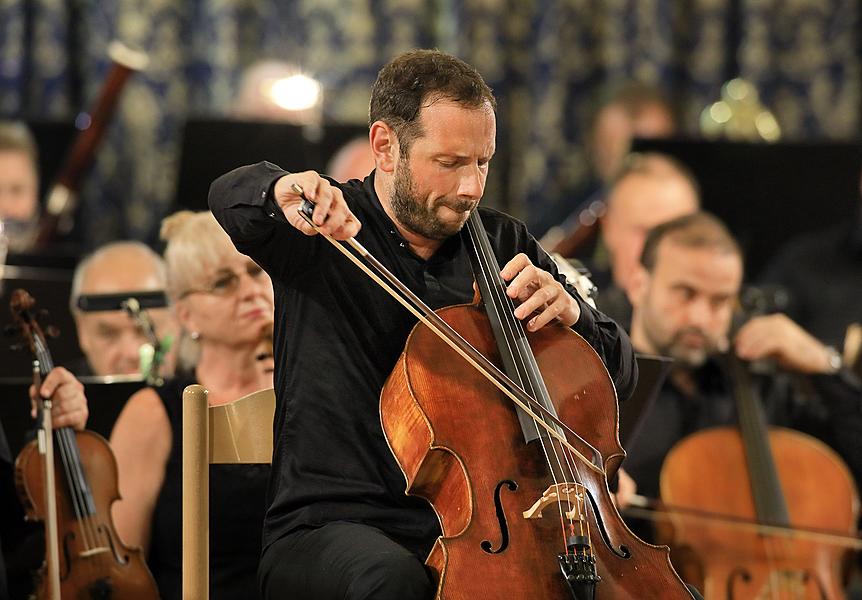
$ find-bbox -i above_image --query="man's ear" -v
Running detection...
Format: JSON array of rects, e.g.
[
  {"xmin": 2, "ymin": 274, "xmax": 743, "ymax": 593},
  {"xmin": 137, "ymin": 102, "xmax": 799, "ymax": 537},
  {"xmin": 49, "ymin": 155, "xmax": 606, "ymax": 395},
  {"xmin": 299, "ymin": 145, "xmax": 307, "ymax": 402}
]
[
  {"xmin": 626, "ymin": 265, "xmax": 649, "ymax": 307},
  {"xmin": 369, "ymin": 121, "xmax": 399, "ymax": 174}
]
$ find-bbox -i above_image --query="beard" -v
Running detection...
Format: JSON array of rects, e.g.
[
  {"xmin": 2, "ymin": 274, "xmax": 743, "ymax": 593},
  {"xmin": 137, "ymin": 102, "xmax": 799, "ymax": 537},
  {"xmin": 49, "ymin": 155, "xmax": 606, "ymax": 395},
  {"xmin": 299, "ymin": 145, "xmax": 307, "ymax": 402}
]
[
  {"xmin": 653, "ymin": 325, "xmax": 724, "ymax": 368},
  {"xmin": 390, "ymin": 159, "xmax": 475, "ymax": 240},
  {"xmin": 641, "ymin": 302, "xmax": 723, "ymax": 369}
]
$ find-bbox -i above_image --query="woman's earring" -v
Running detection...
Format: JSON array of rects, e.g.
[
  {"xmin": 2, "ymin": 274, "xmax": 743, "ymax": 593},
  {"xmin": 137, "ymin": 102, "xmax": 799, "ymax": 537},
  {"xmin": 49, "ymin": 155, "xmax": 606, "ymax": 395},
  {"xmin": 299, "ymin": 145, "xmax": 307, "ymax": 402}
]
[{"xmin": 190, "ymin": 331, "xmax": 200, "ymax": 340}]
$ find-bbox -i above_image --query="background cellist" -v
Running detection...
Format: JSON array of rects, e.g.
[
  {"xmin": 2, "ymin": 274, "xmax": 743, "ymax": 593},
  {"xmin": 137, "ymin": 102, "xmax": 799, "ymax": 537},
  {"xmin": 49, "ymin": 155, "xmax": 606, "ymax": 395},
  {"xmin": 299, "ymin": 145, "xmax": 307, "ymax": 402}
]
[
  {"xmin": 209, "ymin": 50, "xmax": 640, "ymax": 600},
  {"xmin": 621, "ymin": 211, "xmax": 862, "ymax": 528}
]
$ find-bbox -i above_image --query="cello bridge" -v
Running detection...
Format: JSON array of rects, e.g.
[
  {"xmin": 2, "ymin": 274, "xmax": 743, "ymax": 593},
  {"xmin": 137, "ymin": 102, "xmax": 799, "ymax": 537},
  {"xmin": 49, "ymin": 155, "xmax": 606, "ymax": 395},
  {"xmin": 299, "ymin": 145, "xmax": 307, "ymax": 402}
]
[
  {"xmin": 523, "ymin": 482, "xmax": 588, "ymax": 522},
  {"xmin": 79, "ymin": 546, "xmax": 110, "ymax": 558}
]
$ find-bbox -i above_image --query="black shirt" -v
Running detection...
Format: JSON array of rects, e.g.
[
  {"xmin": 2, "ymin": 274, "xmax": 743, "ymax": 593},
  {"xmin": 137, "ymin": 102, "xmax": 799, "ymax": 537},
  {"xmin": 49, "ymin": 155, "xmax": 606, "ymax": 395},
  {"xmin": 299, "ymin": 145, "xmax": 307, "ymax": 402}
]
[{"xmin": 209, "ymin": 162, "xmax": 638, "ymax": 556}]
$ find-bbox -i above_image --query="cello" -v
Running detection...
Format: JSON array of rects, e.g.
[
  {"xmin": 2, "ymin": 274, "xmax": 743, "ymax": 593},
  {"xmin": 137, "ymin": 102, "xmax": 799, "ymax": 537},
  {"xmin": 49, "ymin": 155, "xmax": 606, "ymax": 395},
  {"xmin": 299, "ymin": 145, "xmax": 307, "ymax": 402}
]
[
  {"xmin": 296, "ymin": 193, "xmax": 695, "ymax": 598},
  {"xmin": 658, "ymin": 347, "xmax": 859, "ymax": 598},
  {"xmin": 11, "ymin": 289, "xmax": 159, "ymax": 599}
]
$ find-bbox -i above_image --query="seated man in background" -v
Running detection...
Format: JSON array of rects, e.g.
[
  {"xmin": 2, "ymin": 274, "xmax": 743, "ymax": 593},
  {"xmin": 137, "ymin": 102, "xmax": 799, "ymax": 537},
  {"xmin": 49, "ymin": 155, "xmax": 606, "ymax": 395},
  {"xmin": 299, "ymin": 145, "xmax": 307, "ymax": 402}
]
[
  {"xmin": 326, "ymin": 136, "xmax": 376, "ymax": 183},
  {"xmin": 0, "ymin": 122, "xmax": 40, "ymax": 251},
  {"xmin": 590, "ymin": 152, "xmax": 700, "ymax": 328},
  {"xmin": 622, "ymin": 211, "xmax": 862, "ymax": 518},
  {"xmin": 70, "ymin": 241, "xmax": 178, "ymax": 378}
]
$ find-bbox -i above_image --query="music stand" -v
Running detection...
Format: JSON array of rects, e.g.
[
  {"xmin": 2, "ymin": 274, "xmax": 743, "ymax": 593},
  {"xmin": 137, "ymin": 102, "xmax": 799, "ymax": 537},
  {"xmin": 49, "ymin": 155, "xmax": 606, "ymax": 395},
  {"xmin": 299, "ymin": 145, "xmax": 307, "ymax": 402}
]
[
  {"xmin": 619, "ymin": 354, "xmax": 673, "ymax": 449},
  {"xmin": 174, "ymin": 118, "xmax": 367, "ymax": 212}
]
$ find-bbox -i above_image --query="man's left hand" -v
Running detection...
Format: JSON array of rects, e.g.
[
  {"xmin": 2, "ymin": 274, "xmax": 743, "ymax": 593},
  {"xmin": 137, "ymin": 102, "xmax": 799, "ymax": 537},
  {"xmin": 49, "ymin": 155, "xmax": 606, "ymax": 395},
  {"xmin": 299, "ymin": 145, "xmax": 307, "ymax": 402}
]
[
  {"xmin": 500, "ymin": 253, "xmax": 580, "ymax": 331},
  {"xmin": 734, "ymin": 314, "xmax": 835, "ymax": 374},
  {"xmin": 29, "ymin": 367, "xmax": 89, "ymax": 430}
]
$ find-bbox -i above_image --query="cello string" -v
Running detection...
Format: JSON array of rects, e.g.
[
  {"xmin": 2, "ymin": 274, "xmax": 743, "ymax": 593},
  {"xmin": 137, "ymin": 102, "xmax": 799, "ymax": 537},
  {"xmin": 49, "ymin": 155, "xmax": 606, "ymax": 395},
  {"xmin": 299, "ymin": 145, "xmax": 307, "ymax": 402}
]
[
  {"xmin": 467, "ymin": 215, "xmax": 600, "ymax": 560},
  {"xmin": 466, "ymin": 217, "xmax": 584, "ymax": 539},
  {"xmin": 298, "ymin": 207, "xmax": 604, "ymax": 473},
  {"xmin": 728, "ymin": 353, "xmax": 790, "ymax": 584},
  {"xmin": 465, "ymin": 217, "xmax": 573, "ymax": 546}
]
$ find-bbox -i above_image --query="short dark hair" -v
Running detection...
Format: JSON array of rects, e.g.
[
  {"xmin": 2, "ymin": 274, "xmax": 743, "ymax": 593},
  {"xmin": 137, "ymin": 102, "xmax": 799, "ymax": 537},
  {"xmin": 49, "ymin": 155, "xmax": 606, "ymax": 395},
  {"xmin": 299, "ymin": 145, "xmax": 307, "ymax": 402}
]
[
  {"xmin": 368, "ymin": 49, "xmax": 496, "ymax": 155},
  {"xmin": 640, "ymin": 212, "xmax": 742, "ymax": 273}
]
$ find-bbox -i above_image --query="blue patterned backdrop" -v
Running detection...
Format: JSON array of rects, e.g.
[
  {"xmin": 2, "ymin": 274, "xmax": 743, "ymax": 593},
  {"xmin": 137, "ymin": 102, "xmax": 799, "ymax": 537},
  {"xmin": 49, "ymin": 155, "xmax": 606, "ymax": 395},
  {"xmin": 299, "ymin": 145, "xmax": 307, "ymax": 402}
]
[{"xmin": 0, "ymin": 0, "xmax": 859, "ymax": 246}]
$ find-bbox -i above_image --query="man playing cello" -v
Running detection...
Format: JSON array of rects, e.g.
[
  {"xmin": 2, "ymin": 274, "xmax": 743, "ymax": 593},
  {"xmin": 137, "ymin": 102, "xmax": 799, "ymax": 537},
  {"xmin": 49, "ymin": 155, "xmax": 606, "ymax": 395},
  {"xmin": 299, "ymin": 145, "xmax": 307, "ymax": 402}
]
[{"xmin": 210, "ymin": 50, "xmax": 643, "ymax": 599}]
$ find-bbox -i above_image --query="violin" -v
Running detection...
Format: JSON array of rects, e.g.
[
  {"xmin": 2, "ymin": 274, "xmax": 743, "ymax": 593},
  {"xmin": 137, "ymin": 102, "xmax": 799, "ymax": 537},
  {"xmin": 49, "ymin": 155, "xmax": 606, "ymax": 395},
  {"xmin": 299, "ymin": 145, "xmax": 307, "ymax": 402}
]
[
  {"xmin": 11, "ymin": 289, "xmax": 159, "ymax": 599},
  {"xmin": 657, "ymin": 341, "xmax": 859, "ymax": 597},
  {"xmin": 296, "ymin": 193, "xmax": 695, "ymax": 598}
]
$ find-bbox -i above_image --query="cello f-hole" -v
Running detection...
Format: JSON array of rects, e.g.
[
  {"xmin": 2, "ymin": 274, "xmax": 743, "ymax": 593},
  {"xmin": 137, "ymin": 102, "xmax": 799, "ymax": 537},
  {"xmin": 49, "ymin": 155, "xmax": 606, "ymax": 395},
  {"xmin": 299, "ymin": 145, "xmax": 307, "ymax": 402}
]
[
  {"xmin": 481, "ymin": 480, "xmax": 518, "ymax": 554},
  {"xmin": 584, "ymin": 487, "xmax": 631, "ymax": 559},
  {"xmin": 726, "ymin": 566, "xmax": 751, "ymax": 600}
]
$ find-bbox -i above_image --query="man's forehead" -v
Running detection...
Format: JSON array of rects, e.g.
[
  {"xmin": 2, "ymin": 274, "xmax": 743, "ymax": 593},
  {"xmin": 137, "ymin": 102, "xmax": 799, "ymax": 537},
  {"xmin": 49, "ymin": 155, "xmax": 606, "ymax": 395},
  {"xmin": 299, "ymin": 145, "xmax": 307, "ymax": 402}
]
[
  {"xmin": 612, "ymin": 175, "xmax": 695, "ymax": 216},
  {"xmin": 78, "ymin": 309, "xmax": 139, "ymax": 327},
  {"xmin": 416, "ymin": 98, "xmax": 497, "ymax": 151},
  {"xmin": 655, "ymin": 242, "xmax": 743, "ymax": 288},
  {"xmin": 416, "ymin": 99, "xmax": 495, "ymax": 138},
  {"xmin": 78, "ymin": 304, "xmax": 170, "ymax": 325},
  {"xmin": 81, "ymin": 254, "xmax": 163, "ymax": 294},
  {"xmin": 0, "ymin": 151, "xmax": 37, "ymax": 176}
]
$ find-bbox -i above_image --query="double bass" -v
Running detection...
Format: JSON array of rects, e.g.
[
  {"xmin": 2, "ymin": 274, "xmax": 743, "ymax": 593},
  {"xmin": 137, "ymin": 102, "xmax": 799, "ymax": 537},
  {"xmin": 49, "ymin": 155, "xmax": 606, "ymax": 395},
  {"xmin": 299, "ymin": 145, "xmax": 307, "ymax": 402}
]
[
  {"xmin": 658, "ymin": 348, "xmax": 859, "ymax": 598},
  {"xmin": 11, "ymin": 289, "xmax": 159, "ymax": 599},
  {"xmin": 296, "ymin": 192, "xmax": 696, "ymax": 598}
]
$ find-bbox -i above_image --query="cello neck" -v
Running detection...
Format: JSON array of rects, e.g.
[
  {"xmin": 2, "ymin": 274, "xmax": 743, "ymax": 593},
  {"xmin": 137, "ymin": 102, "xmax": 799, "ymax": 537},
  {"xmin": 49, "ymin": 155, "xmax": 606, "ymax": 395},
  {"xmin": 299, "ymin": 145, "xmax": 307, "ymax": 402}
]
[
  {"xmin": 723, "ymin": 351, "xmax": 790, "ymax": 527},
  {"xmin": 464, "ymin": 212, "xmax": 562, "ymax": 445}
]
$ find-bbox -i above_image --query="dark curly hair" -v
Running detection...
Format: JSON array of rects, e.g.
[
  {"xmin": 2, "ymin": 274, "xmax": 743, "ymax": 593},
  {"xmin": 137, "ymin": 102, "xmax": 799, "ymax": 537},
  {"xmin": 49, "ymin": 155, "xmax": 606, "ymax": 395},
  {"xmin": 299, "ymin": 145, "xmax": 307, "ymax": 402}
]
[{"xmin": 368, "ymin": 49, "xmax": 496, "ymax": 156}]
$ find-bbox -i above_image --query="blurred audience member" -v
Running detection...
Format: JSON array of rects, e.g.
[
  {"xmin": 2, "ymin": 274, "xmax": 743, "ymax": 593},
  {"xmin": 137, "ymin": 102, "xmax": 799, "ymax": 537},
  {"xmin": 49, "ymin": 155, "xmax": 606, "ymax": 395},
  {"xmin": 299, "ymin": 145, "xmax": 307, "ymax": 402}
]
[
  {"xmin": 541, "ymin": 82, "xmax": 677, "ymax": 243},
  {"xmin": 589, "ymin": 83, "xmax": 676, "ymax": 184},
  {"xmin": 110, "ymin": 211, "xmax": 273, "ymax": 600},
  {"xmin": 326, "ymin": 136, "xmax": 375, "ymax": 183},
  {"xmin": 590, "ymin": 152, "xmax": 700, "ymax": 328},
  {"xmin": 70, "ymin": 241, "xmax": 178, "ymax": 377},
  {"xmin": 0, "ymin": 122, "xmax": 40, "ymax": 251}
]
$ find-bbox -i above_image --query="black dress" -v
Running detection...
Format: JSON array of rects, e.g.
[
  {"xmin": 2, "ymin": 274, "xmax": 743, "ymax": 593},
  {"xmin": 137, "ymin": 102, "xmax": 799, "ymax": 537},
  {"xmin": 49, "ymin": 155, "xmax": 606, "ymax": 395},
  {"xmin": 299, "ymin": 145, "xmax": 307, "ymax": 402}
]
[{"xmin": 147, "ymin": 376, "xmax": 270, "ymax": 599}]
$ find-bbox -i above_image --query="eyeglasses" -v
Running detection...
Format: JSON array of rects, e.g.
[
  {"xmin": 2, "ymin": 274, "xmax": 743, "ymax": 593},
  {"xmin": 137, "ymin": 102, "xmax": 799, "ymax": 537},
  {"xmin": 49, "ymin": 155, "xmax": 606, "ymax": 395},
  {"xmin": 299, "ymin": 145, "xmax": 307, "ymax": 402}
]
[{"xmin": 179, "ymin": 263, "xmax": 266, "ymax": 299}]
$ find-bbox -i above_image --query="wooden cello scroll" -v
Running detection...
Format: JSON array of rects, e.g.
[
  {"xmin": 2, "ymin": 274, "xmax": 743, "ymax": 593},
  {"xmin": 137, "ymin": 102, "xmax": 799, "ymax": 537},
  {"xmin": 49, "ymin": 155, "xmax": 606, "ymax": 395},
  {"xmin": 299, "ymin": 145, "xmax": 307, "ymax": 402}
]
[
  {"xmin": 10, "ymin": 289, "xmax": 159, "ymax": 599},
  {"xmin": 294, "ymin": 190, "xmax": 695, "ymax": 599},
  {"xmin": 34, "ymin": 41, "xmax": 148, "ymax": 247}
]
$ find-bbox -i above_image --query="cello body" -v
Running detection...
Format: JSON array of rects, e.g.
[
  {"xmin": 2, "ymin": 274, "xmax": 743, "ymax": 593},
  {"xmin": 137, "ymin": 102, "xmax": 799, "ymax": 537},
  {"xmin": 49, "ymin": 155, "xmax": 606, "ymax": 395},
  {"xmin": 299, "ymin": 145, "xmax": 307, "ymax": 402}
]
[
  {"xmin": 661, "ymin": 426, "xmax": 859, "ymax": 600},
  {"xmin": 15, "ymin": 429, "xmax": 159, "ymax": 599},
  {"xmin": 381, "ymin": 303, "xmax": 695, "ymax": 599}
]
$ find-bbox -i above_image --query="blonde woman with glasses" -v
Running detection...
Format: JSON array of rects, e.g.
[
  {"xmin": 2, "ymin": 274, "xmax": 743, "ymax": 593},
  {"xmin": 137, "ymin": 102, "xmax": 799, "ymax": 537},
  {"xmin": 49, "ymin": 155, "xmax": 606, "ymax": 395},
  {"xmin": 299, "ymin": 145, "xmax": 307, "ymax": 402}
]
[{"xmin": 110, "ymin": 211, "xmax": 274, "ymax": 600}]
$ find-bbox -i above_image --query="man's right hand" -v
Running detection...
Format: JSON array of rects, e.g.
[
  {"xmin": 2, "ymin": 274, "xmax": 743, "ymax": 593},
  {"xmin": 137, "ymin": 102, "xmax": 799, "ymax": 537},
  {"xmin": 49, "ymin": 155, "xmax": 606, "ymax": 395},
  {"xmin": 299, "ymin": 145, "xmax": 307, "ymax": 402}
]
[{"xmin": 273, "ymin": 171, "xmax": 361, "ymax": 240}]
